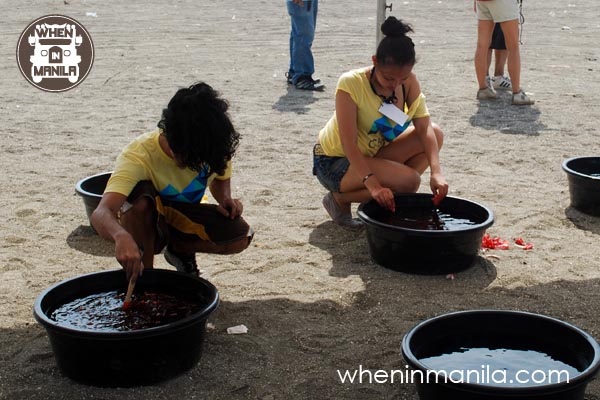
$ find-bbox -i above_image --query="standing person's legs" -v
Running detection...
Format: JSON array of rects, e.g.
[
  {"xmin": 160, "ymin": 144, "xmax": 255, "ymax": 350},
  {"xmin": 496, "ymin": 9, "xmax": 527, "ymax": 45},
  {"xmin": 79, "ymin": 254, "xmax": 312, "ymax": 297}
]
[
  {"xmin": 493, "ymin": 49, "xmax": 508, "ymax": 77},
  {"xmin": 486, "ymin": 48, "xmax": 493, "ymax": 83},
  {"xmin": 486, "ymin": 0, "xmax": 531, "ymax": 102},
  {"xmin": 499, "ymin": 19, "xmax": 521, "ymax": 94},
  {"xmin": 501, "ymin": 17, "xmax": 533, "ymax": 104},
  {"xmin": 484, "ymin": 46, "xmax": 509, "ymax": 89},
  {"xmin": 288, "ymin": 18, "xmax": 295, "ymax": 80},
  {"xmin": 286, "ymin": 0, "xmax": 316, "ymax": 84},
  {"xmin": 489, "ymin": 23, "xmax": 508, "ymax": 78},
  {"xmin": 487, "ymin": 23, "xmax": 507, "ymax": 87},
  {"xmin": 475, "ymin": 19, "xmax": 495, "ymax": 91}
]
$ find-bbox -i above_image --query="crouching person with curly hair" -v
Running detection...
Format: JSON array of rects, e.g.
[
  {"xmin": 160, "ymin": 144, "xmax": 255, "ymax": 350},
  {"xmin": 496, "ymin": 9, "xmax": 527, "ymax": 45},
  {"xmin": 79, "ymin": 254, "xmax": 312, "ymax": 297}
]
[{"xmin": 92, "ymin": 82, "xmax": 253, "ymax": 281}]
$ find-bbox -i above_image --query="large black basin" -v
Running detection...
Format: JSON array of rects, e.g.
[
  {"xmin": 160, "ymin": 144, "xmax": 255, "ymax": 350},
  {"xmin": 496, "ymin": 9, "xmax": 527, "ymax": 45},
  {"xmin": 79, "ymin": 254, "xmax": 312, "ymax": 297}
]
[
  {"xmin": 33, "ymin": 269, "xmax": 219, "ymax": 387},
  {"xmin": 402, "ymin": 310, "xmax": 600, "ymax": 400},
  {"xmin": 75, "ymin": 171, "xmax": 111, "ymax": 226},
  {"xmin": 357, "ymin": 194, "xmax": 494, "ymax": 274},
  {"xmin": 562, "ymin": 157, "xmax": 600, "ymax": 216}
]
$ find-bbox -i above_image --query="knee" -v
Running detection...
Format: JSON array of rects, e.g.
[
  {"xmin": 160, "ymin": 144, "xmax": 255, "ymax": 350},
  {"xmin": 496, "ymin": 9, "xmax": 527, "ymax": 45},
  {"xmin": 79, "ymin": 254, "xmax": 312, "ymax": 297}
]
[
  {"xmin": 218, "ymin": 226, "xmax": 253, "ymax": 255},
  {"xmin": 123, "ymin": 197, "xmax": 156, "ymax": 228},
  {"xmin": 476, "ymin": 41, "xmax": 489, "ymax": 52},
  {"xmin": 221, "ymin": 236, "xmax": 251, "ymax": 255},
  {"xmin": 298, "ymin": 30, "xmax": 315, "ymax": 45},
  {"xmin": 504, "ymin": 40, "xmax": 520, "ymax": 52},
  {"xmin": 131, "ymin": 197, "xmax": 154, "ymax": 216},
  {"xmin": 432, "ymin": 123, "xmax": 444, "ymax": 149},
  {"xmin": 407, "ymin": 171, "xmax": 421, "ymax": 193},
  {"xmin": 476, "ymin": 35, "xmax": 492, "ymax": 52},
  {"xmin": 390, "ymin": 170, "xmax": 421, "ymax": 194}
]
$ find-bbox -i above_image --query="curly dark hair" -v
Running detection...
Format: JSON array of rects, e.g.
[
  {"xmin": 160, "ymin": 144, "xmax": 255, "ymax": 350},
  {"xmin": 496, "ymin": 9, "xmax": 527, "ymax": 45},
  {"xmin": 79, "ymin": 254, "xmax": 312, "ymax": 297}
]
[
  {"xmin": 376, "ymin": 16, "xmax": 416, "ymax": 67},
  {"xmin": 157, "ymin": 82, "xmax": 240, "ymax": 175}
]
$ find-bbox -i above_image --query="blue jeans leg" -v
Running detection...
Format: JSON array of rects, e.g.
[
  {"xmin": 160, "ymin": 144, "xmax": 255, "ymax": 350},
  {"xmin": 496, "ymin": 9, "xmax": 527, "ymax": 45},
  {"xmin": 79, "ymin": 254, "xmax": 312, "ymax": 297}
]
[{"xmin": 287, "ymin": 0, "xmax": 317, "ymax": 84}]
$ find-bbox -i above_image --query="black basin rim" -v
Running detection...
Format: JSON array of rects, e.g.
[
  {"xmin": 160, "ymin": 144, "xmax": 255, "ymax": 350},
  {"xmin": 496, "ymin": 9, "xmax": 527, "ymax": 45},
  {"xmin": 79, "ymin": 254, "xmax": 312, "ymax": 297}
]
[
  {"xmin": 33, "ymin": 269, "xmax": 219, "ymax": 339},
  {"xmin": 562, "ymin": 157, "xmax": 600, "ymax": 181},
  {"xmin": 401, "ymin": 309, "xmax": 600, "ymax": 394},
  {"xmin": 75, "ymin": 171, "xmax": 112, "ymax": 197},
  {"xmin": 357, "ymin": 195, "xmax": 495, "ymax": 236}
]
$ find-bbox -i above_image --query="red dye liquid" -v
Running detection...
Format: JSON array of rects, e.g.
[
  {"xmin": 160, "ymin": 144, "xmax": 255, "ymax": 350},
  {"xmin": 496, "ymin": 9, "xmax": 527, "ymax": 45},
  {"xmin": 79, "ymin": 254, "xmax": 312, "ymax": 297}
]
[{"xmin": 50, "ymin": 290, "xmax": 204, "ymax": 331}]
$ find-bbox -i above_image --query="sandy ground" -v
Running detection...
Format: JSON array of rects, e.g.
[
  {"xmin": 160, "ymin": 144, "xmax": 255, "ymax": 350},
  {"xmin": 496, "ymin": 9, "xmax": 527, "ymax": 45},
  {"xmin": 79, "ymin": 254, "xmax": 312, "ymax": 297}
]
[{"xmin": 1, "ymin": 0, "xmax": 600, "ymax": 399}]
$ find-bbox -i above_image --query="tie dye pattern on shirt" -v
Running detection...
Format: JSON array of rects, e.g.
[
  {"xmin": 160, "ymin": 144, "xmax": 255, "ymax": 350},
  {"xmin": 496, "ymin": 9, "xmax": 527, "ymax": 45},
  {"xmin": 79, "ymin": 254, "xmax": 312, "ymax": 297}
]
[
  {"xmin": 369, "ymin": 115, "xmax": 411, "ymax": 142},
  {"xmin": 159, "ymin": 164, "xmax": 210, "ymax": 203}
]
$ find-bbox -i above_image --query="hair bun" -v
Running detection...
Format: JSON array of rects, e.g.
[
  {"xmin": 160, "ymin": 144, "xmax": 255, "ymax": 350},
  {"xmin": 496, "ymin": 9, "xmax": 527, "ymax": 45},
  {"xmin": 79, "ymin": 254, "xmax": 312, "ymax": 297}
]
[{"xmin": 381, "ymin": 16, "xmax": 414, "ymax": 38}]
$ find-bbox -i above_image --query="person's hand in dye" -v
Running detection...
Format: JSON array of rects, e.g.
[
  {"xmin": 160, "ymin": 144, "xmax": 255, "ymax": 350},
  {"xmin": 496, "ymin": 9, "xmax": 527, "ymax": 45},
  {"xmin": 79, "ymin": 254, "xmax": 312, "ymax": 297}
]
[
  {"xmin": 114, "ymin": 233, "xmax": 144, "ymax": 281},
  {"xmin": 430, "ymin": 172, "xmax": 448, "ymax": 207},
  {"xmin": 370, "ymin": 185, "xmax": 396, "ymax": 213}
]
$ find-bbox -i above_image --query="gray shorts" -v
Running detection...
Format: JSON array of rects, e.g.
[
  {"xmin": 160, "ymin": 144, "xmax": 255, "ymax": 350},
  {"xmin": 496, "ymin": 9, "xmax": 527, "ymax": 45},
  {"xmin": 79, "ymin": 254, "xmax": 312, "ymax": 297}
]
[{"xmin": 477, "ymin": 0, "xmax": 519, "ymax": 23}]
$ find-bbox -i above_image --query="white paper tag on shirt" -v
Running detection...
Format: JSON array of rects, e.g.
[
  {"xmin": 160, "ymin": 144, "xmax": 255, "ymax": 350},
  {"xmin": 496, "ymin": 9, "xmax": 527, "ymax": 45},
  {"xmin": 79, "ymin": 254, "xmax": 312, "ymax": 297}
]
[{"xmin": 379, "ymin": 102, "xmax": 408, "ymax": 126}]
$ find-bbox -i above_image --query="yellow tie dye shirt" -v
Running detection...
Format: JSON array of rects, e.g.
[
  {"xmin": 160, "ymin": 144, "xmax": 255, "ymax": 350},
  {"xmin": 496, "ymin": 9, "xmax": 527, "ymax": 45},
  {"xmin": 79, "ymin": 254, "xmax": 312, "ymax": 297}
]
[{"xmin": 318, "ymin": 68, "xmax": 429, "ymax": 157}]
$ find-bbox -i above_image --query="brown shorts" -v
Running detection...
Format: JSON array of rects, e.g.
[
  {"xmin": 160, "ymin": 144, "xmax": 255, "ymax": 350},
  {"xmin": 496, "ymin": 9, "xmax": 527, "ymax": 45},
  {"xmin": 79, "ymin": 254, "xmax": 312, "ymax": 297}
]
[{"xmin": 124, "ymin": 181, "xmax": 252, "ymax": 253}]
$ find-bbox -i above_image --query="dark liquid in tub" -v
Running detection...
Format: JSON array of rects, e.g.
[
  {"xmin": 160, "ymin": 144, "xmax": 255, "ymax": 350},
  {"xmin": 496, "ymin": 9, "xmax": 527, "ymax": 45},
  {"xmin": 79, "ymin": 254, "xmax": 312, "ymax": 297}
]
[
  {"xmin": 381, "ymin": 208, "xmax": 477, "ymax": 230},
  {"xmin": 419, "ymin": 347, "xmax": 581, "ymax": 387},
  {"xmin": 51, "ymin": 290, "xmax": 204, "ymax": 331}
]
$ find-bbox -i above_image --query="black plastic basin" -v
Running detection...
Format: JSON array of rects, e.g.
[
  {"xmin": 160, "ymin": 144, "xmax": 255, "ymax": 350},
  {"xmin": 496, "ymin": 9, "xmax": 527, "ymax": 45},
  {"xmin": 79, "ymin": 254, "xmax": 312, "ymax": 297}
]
[
  {"xmin": 33, "ymin": 269, "xmax": 219, "ymax": 387},
  {"xmin": 357, "ymin": 194, "xmax": 494, "ymax": 274},
  {"xmin": 402, "ymin": 310, "xmax": 600, "ymax": 400},
  {"xmin": 75, "ymin": 172, "xmax": 111, "ymax": 226},
  {"xmin": 562, "ymin": 157, "xmax": 600, "ymax": 216}
]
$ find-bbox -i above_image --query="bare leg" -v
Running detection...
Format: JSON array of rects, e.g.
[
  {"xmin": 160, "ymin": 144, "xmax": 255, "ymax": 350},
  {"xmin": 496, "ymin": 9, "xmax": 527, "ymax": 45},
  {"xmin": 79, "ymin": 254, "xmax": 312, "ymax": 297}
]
[
  {"xmin": 332, "ymin": 188, "xmax": 371, "ymax": 211},
  {"xmin": 475, "ymin": 20, "xmax": 495, "ymax": 90},
  {"xmin": 499, "ymin": 19, "xmax": 521, "ymax": 93},
  {"xmin": 335, "ymin": 124, "xmax": 444, "ymax": 208},
  {"xmin": 493, "ymin": 49, "xmax": 508, "ymax": 77},
  {"xmin": 486, "ymin": 48, "xmax": 493, "ymax": 79}
]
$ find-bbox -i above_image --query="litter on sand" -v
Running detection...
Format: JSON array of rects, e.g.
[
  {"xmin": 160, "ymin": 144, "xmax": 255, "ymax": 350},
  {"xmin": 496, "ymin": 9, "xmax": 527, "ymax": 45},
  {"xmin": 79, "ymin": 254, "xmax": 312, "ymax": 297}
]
[{"xmin": 227, "ymin": 324, "xmax": 248, "ymax": 335}]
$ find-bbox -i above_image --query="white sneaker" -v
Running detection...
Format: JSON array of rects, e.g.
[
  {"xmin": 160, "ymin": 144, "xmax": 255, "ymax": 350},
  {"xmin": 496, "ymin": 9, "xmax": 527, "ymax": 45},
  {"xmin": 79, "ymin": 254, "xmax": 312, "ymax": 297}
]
[
  {"xmin": 493, "ymin": 75, "xmax": 512, "ymax": 90},
  {"xmin": 477, "ymin": 87, "xmax": 497, "ymax": 100},
  {"xmin": 512, "ymin": 89, "xmax": 534, "ymax": 105}
]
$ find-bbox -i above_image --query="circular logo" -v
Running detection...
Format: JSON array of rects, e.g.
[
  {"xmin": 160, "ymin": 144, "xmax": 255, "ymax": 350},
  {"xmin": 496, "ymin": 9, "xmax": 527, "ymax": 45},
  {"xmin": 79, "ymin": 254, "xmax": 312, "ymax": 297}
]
[{"xmin": 16, "ymin": 15, "xmax": 94, "ymax": 92}]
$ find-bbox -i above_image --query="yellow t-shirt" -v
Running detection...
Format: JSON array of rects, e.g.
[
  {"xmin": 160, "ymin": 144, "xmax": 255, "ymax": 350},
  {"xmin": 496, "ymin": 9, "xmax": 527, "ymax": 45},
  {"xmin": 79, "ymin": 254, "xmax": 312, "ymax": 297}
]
[
  {"xmin": 105, "ymin": 130, "xmax": 231, "ymax": 203},
  {"xmin": 318, "ymin": 68, "xmax": 430, "ymax": 157}
]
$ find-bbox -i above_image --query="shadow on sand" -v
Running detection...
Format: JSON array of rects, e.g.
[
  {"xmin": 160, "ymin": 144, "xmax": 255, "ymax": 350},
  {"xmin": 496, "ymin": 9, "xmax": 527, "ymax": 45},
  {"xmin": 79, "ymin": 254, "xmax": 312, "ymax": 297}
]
[
  {"xmin": 469, "ymin": 94, "xmax": 546, "ymax": 135},
  {"xmin": 272, "ymin": 85, "xmax": 320, "ymax": 115},
  {"xmin": 565, "ymin": 207, "xmax": 600, "ymax": 235},
  {"xmin": 66, "ymin": 225, "xmax": 114, "ymax": 257}
]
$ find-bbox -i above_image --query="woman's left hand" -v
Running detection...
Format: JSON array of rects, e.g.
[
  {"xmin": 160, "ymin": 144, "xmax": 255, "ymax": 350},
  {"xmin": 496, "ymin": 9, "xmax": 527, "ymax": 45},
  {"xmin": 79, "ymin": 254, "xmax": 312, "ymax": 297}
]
[
  {"xmin": 430, "ymin": 173, "xmax": 449, "ymax": 206},
  {"xmin": 217, "ymin": 198, "xmax": 243, "ymax": 219}
]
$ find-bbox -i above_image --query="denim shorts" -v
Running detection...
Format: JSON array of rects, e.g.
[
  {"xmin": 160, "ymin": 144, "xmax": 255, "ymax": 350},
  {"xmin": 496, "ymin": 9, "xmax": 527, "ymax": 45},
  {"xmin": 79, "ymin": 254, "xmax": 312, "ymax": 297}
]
[{"xmin": 313, "ymin": 144, "xmax": 350, "ymax": 193}]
